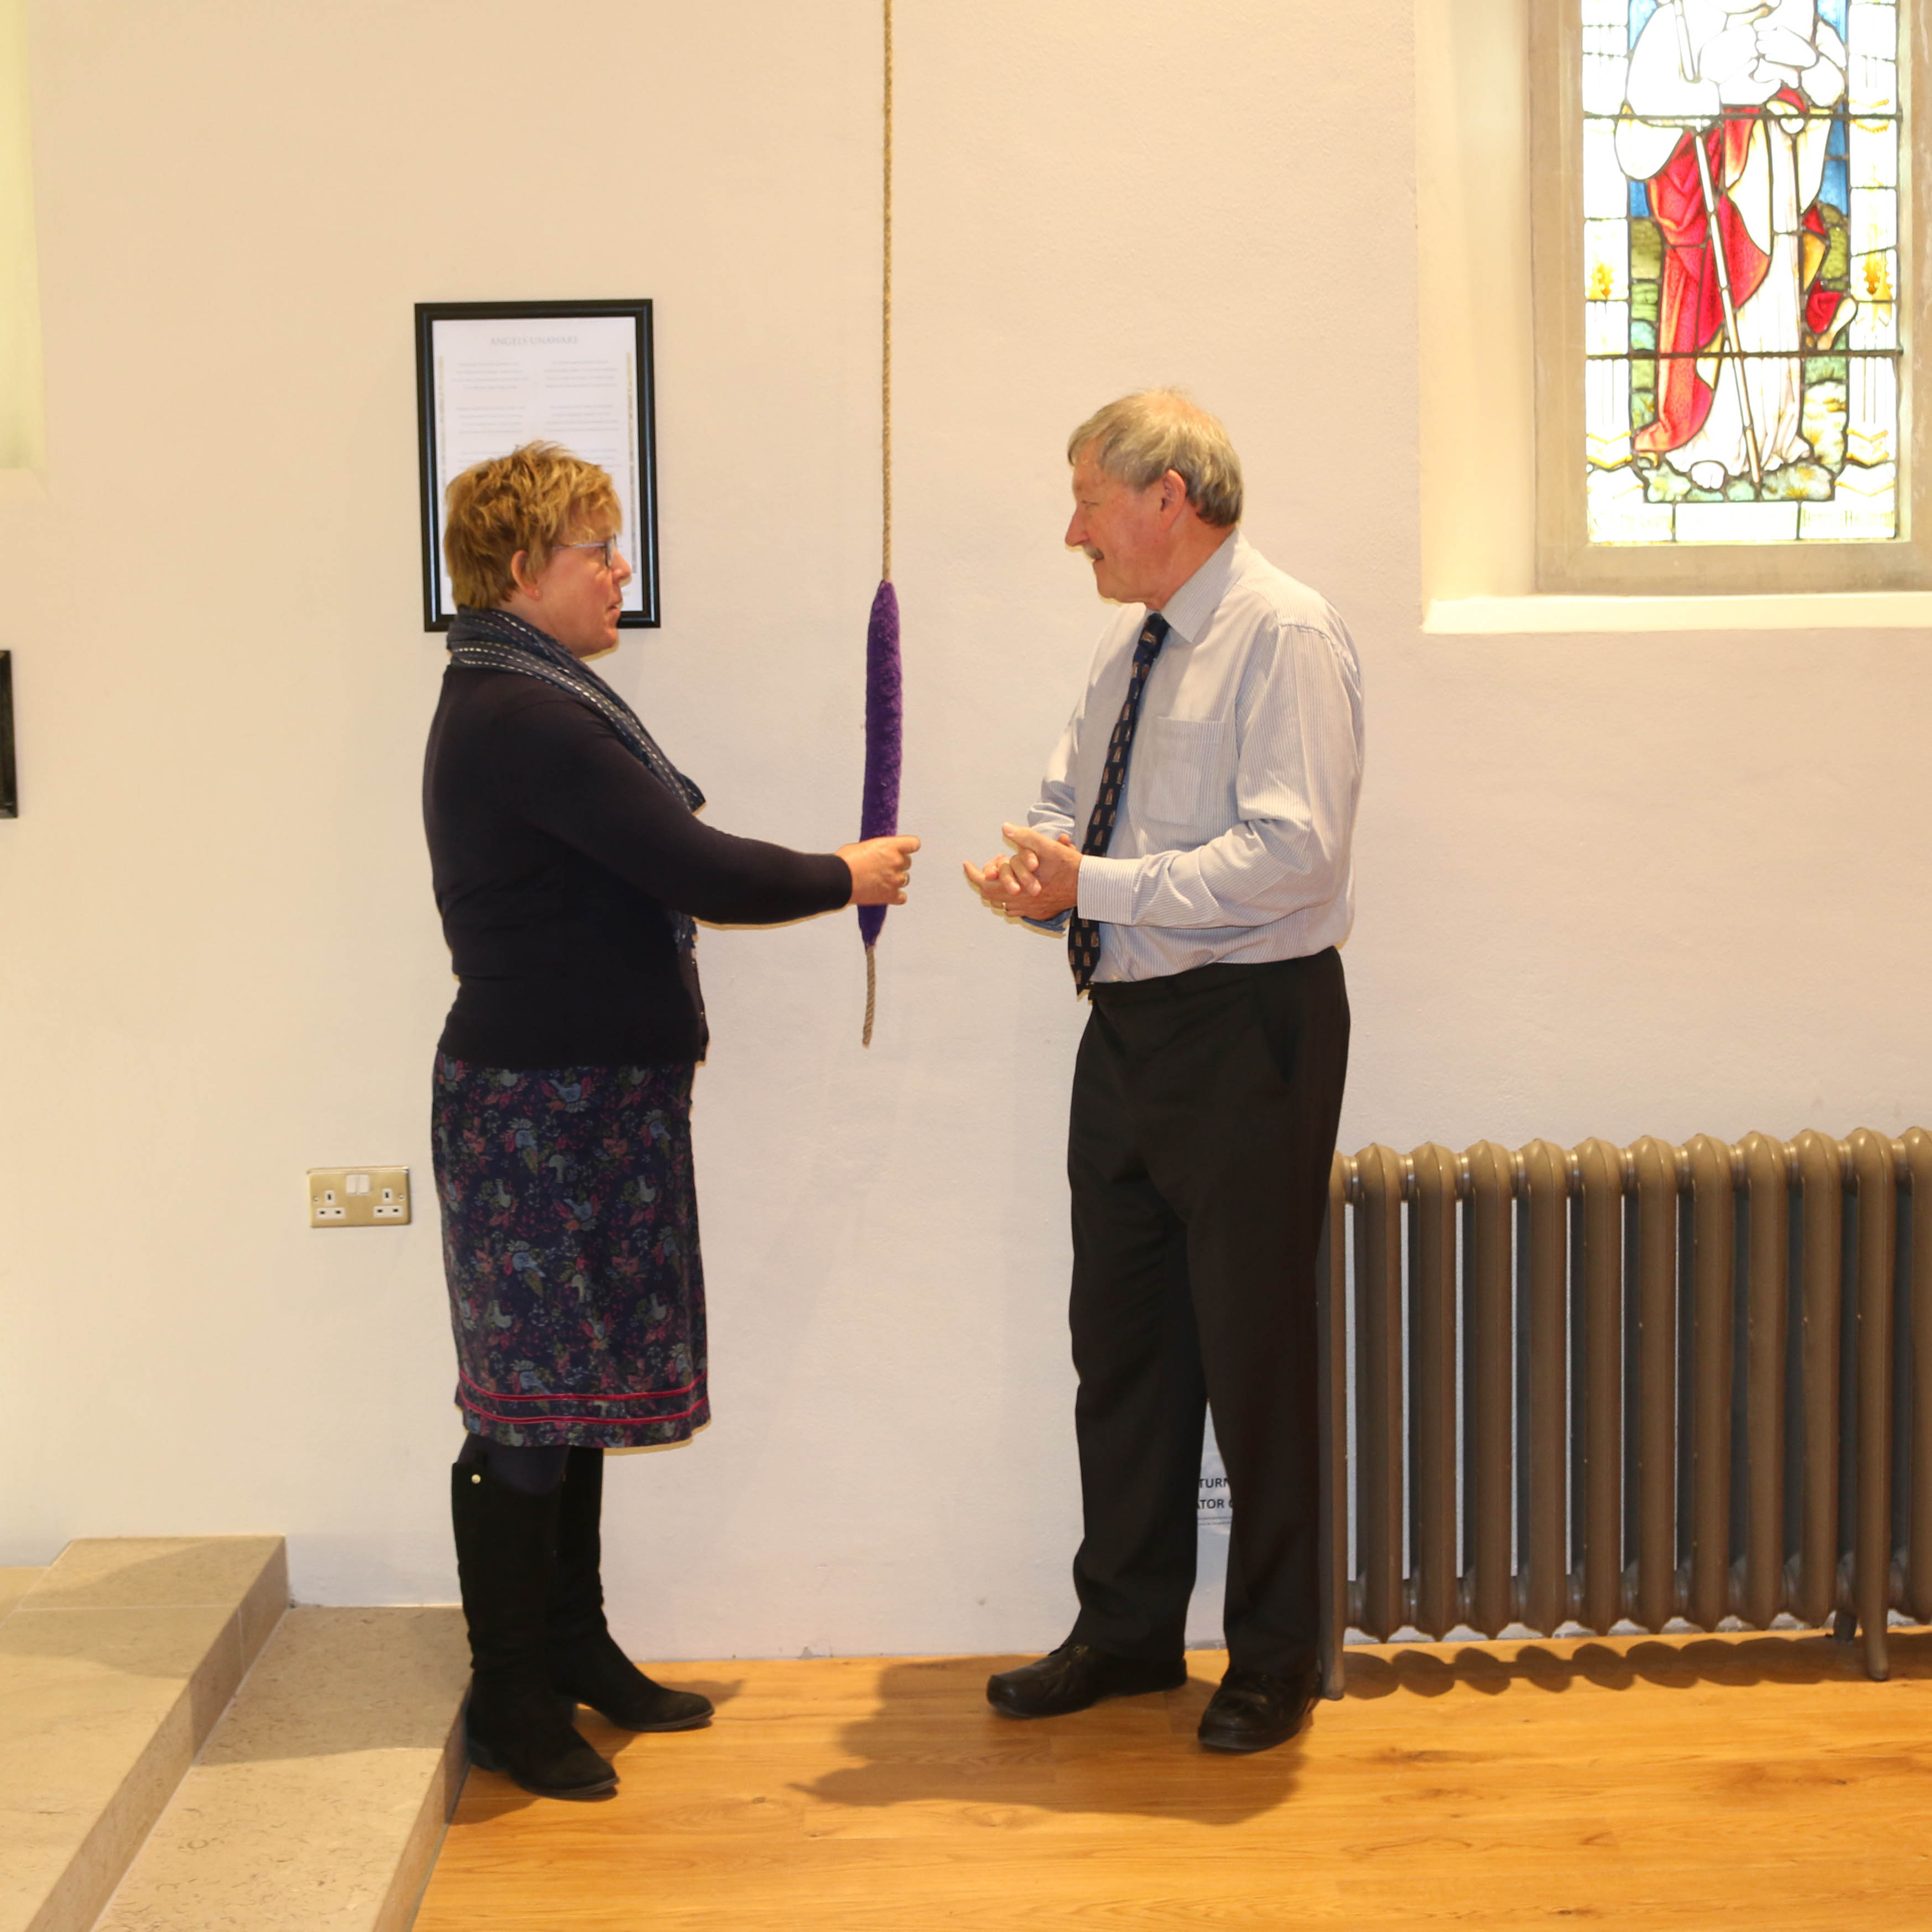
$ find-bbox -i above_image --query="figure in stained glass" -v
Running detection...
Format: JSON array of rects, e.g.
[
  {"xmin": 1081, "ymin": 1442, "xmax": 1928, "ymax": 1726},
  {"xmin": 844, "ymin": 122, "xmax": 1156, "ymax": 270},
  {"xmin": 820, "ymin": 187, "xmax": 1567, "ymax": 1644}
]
[
  {"xmin": 1580, "ymin": 0, "xmax": 1899, "ymax": 547},
  {"xmin": 1617, "ymin": 0, "xmax": 1850, "ymax": 489}
]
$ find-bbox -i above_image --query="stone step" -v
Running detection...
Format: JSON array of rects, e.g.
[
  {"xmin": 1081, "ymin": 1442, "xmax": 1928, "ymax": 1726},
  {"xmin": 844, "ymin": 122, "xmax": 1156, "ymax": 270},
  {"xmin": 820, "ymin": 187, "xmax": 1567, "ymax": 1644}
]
[
  {"xmin": 91, "ymin": 1606, "xmax": 470, "ymax": 1932},
  {"xmin": 0, "ymin": 1537, "xmax": 287, "ymax": 1932},
  {"xmin": 0, "ymin": 1570, "xmax": 45, "ymax": 1619}
]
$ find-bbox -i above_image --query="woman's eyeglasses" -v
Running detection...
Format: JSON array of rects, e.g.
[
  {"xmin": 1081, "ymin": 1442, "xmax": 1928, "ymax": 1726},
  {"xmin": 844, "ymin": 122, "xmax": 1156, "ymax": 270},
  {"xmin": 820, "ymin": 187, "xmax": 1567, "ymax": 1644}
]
[{"xmin": 558, "ymin": 535, "xmax": 623, "ymax": 571}]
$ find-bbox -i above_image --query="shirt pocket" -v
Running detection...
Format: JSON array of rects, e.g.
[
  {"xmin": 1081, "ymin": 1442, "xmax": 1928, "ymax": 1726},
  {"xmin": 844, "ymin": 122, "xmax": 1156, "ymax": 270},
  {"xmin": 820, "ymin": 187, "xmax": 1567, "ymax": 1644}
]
[{"xmin": 1132, "ymin": 716, "xmax": 1233, "ymax": 833}]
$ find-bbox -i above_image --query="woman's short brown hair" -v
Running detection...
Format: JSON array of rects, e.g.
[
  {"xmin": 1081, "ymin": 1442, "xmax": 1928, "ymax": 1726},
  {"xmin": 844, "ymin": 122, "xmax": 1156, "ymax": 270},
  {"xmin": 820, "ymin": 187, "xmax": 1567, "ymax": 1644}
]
[{"xmin": 443, "ymin": 442, "xmax": 621, "ymax": 610}]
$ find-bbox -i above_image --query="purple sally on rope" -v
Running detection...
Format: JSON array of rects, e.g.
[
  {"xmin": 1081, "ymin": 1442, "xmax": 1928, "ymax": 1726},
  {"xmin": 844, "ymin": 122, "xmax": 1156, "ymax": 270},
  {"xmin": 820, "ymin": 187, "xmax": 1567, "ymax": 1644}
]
[
  {"xmin": 858, "ymin": 579, "xmax": 902, "ymax": 1043},
  {"xmin": 864, "ymin": 0, "xmax": 899, "ymax": 1045}
]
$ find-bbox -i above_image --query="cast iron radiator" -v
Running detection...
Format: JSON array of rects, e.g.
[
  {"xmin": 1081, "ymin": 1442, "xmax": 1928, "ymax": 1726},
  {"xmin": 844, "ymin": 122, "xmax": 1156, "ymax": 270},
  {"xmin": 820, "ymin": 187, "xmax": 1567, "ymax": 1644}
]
[{"xmin": 1314, "ymin": 1129, "xmax": 1932, "ymax": 1695}]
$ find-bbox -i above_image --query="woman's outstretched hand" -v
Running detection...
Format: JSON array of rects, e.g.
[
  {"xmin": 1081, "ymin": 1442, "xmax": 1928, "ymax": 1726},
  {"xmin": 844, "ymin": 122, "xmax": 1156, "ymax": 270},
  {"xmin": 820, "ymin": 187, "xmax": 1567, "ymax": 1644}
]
[{"xmin": 839, "ymin": 834, "xmax": 921, "ymax": 906}]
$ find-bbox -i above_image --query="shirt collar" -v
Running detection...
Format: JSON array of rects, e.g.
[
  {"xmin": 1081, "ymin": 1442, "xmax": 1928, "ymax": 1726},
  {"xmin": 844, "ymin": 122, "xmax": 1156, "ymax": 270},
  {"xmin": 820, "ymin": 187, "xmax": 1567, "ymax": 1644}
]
[{"xmin": 1150, "ymin": 528, "xmax": 1244, "ymax": 647}]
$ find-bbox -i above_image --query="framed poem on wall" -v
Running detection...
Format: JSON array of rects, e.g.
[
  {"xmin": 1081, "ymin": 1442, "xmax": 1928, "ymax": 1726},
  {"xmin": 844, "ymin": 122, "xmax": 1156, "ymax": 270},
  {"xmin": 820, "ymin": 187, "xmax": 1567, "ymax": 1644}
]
[
  {"xmin": 414, "ymin": 299, "xmax": 660, "ymax": 630},
  {"xmin": 0, "ymin": 650, "xmax": 15, "ymax": 818}
]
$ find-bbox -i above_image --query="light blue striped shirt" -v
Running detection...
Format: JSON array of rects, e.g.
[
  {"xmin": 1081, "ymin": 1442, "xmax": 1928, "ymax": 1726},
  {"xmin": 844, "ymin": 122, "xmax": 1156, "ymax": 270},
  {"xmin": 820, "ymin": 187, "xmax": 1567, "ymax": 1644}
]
[{"xmin": 1025, "ymin": 530, "xmax": 1364, "ymax": 984}]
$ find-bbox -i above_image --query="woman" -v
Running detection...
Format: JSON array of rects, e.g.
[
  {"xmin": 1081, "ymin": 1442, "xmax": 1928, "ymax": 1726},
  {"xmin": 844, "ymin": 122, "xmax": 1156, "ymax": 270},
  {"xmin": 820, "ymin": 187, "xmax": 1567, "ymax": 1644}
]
[{"xmin": 424, "ymin": 442, "xmax": 917, "ymax": 1800}]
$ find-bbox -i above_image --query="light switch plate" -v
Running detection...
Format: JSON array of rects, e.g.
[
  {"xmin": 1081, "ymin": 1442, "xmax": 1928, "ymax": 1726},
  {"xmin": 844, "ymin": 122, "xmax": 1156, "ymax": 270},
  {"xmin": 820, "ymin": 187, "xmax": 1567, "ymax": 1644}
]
[{"xmin": 308, "ymin": 1167, "xmax": 411, "ymax": 1228}]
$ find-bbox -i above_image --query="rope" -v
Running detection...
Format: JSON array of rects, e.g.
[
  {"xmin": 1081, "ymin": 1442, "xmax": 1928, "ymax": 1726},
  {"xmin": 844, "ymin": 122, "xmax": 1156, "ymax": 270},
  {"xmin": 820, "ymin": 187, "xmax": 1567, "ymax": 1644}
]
[
  {"xmin": 881, "ymin": 0, "xmax": 893, "ymax": 584},
  {"xmin": 863, "ymin": 0, "xmax": 892, "ymax": 1053}
]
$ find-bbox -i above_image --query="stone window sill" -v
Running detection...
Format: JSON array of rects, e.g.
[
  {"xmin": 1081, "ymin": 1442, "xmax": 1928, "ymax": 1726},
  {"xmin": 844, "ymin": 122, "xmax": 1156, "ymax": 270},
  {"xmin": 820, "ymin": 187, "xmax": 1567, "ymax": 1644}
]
[{"xmin": 1424, "ymin": 593, "xmax": 1932, "ymax": 636}]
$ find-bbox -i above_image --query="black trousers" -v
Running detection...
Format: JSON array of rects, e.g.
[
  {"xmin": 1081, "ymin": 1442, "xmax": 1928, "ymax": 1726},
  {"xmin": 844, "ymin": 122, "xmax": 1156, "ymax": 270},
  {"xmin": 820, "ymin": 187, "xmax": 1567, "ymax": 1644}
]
[{"xmin": 1065, "ymin": 948, "xmax": 1349, "ymax": 1676}]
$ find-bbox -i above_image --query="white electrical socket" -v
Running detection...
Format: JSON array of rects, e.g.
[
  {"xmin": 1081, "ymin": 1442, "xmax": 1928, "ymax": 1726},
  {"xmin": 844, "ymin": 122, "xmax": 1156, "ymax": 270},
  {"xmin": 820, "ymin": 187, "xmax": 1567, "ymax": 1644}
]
[{"xmin": 308, "ymin": 1167, "xmax": 411, "ymax": 1228}]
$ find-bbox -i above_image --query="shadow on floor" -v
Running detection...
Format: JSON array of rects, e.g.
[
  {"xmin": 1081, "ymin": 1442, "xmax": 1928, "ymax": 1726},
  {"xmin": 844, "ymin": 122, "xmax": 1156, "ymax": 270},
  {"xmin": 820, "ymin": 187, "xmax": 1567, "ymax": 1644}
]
[
  {"xmin": 792, "ymin": 1629, "xmax": 1932, "ymax": 1825},
  {"xmin": 795, "ymin": 1654, "xmax": 1308, "ymax": 1825},
  {"xmin": 1340, "ymin": 1627, "xmax": 1932, "ymax": 1702}
]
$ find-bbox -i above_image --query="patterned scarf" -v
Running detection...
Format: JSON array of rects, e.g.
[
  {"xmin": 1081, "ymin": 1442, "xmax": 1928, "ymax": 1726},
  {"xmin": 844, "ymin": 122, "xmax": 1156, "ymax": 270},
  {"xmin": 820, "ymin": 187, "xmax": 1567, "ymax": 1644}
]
[{"xmin": 446, "ymin": 606, "xmax": 706, "ymax": 952}]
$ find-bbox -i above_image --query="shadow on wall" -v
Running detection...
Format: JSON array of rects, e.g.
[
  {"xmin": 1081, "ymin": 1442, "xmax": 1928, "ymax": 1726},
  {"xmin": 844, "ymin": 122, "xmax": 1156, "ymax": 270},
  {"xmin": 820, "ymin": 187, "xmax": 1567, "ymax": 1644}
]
[
  {"xmin": 2, "ymin": 1537, "xmax": 472, "ymax": 1766},
  {"xmin": 12, "ymin": 1538, "xmax": 276, "ymax": 1619}
]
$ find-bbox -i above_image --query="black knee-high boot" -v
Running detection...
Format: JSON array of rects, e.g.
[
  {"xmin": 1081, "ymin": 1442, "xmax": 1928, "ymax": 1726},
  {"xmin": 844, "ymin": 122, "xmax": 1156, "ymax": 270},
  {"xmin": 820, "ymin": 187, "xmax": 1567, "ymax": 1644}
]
[
  {"xmin": 451, "ymin": 1461, "xmax": 618, "ymax": 1799},
  {"xmin": 548, "ymin": 1445, "xmax": 712, "ymax": 1732}
]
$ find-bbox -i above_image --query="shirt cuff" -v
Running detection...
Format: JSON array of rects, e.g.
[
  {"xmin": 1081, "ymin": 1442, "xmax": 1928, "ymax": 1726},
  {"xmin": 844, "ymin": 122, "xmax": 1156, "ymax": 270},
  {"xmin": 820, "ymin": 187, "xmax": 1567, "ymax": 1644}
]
[
  {"xmin": 1020, "ymin": 908, "xmax": 1072, "ymax": 934},
  {"xmin": 1075, "ymin": 855, "xmax": 1138, "ymax": 926}
]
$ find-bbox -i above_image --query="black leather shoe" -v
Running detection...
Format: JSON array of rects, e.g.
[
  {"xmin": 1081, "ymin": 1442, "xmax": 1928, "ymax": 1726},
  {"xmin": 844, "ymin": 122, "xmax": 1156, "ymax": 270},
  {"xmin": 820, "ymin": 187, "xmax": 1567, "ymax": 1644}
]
[
  {"xmin": 986, "ymin": 1642, "xmax": 1186, "ymax": 1718},
  {"xmin": 1197, "ymin": 1664, "xmax": 1320, "ymax": 1753}
]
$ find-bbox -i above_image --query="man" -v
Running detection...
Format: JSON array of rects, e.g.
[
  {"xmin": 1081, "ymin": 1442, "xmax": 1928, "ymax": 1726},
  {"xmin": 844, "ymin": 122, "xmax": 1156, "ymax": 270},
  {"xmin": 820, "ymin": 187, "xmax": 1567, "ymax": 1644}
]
[{"xmin": 965, "ymin": 390, "xmax": 1362, "ymax": 1753}]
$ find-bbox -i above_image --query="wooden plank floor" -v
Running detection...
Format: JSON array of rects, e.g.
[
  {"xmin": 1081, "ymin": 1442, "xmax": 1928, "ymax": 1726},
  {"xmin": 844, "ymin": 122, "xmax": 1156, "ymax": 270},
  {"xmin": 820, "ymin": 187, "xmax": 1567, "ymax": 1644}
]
[{"xmin": 414, "ymin": 1628, "xmax": 1932, "ymax": 1930}]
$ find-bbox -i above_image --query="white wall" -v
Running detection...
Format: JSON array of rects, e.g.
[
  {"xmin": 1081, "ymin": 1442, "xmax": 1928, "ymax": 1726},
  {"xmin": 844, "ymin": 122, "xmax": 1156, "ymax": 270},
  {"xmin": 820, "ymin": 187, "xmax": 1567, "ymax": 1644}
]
[
  {"xmin": 1, "ymin": 0, "xmax": 1928, "ymax": 1659},
  {"xmin": 0, "ymin": 0, "xmax": 40, "ymax": 470}
]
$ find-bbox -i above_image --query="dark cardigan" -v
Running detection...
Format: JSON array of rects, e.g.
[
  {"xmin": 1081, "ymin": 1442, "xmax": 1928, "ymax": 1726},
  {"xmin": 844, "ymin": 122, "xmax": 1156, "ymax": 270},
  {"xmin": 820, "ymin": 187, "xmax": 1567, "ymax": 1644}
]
[{"xmin": 423, "ymin": 665, "xmax": 852, "ymax": 1069}]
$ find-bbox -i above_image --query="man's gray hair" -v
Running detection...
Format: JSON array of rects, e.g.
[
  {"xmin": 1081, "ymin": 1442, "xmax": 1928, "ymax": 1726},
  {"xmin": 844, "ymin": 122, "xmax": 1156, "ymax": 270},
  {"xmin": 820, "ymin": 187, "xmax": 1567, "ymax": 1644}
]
[{"xmin": 1066, "ymin": 389, "xmax": 1243, "ymax": 528}]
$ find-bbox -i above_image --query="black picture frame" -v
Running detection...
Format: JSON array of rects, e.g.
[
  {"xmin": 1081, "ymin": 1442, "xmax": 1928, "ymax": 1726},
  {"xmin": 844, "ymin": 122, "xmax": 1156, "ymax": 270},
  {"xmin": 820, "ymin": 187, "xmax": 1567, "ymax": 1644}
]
[
  {"xmin": 414, "ymin": 299, "xmax": 660, "ymax": 631},
  {"xmin": 0, "ymin": 651, "xmax": 15, "ymax": 819}
]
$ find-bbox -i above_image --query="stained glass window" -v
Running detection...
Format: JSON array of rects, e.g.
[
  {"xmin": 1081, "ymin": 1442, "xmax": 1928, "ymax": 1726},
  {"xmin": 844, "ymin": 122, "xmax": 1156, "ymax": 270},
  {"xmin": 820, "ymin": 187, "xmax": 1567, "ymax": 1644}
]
[{"xmin": 1584, "ymin": 0, "xmax": 1902, "ymax": 545}]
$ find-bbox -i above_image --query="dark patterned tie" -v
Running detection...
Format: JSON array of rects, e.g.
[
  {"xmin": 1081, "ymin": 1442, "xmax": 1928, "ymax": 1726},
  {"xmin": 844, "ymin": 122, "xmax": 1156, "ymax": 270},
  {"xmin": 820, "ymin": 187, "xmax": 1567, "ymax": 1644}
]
[{"xmin": 1067, "ymin": 612, "xmax": 1170, "ymax": 992}]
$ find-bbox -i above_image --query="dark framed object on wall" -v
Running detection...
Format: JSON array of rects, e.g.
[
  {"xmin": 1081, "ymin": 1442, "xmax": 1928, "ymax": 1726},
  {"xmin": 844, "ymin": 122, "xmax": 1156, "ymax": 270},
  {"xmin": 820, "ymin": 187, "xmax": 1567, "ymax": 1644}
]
[
  {"xmin": 414, "ymin": 299, "xmax": 660, "ymax": 630},
  {"xmin": 0, "ymin": 650, "xmax": 15, "ymax": 818}
]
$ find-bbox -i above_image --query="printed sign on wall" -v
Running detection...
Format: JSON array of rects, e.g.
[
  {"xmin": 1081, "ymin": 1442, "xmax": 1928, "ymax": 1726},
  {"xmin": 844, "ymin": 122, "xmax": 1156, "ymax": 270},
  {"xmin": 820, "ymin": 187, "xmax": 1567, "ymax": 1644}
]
[{"xmin": 1186, "ymin": 1414, "xmax": 1232, "ymax": 1647}]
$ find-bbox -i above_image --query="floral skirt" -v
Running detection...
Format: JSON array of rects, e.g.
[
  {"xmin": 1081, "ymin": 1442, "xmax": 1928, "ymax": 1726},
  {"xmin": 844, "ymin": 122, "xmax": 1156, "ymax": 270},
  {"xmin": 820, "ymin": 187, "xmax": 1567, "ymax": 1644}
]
[{"xmin": 431, "ymin": 1055, "xmax": 709, "ymax": 1447}]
